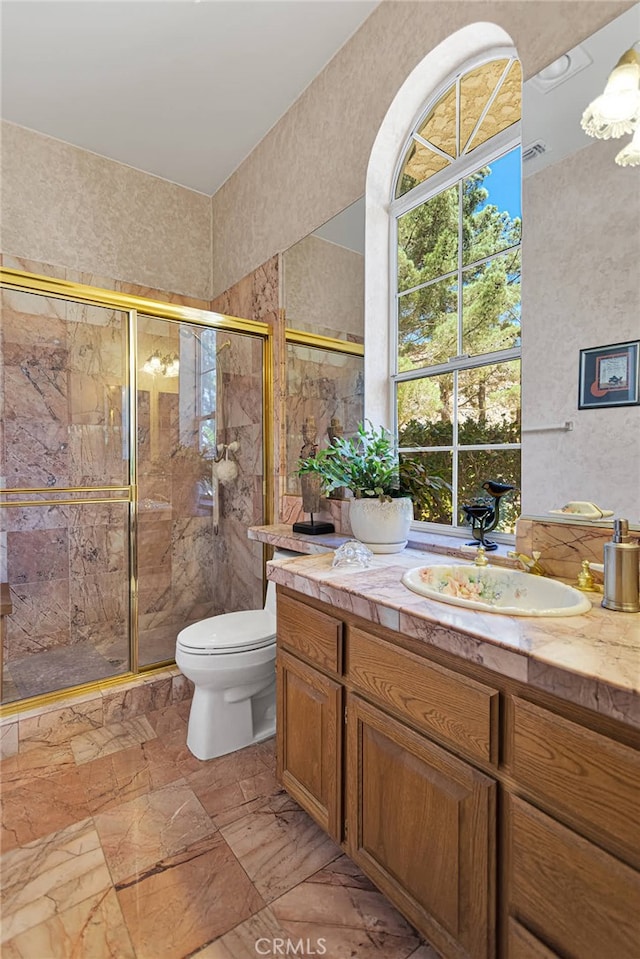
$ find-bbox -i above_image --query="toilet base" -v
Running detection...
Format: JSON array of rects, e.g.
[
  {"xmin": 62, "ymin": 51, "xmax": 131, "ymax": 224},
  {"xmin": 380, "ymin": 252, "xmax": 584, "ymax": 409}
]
[{"xmin": 186, "ymin": 680, "xmax": 276, "ymax": 761}]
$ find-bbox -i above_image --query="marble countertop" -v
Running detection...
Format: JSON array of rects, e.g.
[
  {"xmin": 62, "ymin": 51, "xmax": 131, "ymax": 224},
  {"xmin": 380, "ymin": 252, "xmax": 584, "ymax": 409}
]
[{"xmin": 249, "ymin": 525, "xmax": 640, "ymax": 728}]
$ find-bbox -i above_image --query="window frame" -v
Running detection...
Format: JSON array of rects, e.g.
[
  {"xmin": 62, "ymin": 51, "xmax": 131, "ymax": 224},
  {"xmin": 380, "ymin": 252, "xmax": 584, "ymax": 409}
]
[{"xmin": 389, "ymin": 54, "xmax": 522, "ymax": 540}]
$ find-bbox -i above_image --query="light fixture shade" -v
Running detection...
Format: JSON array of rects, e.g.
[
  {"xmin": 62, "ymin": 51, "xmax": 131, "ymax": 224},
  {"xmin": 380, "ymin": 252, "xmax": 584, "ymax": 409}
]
[
  {"xmin": 581, "ymin": 49, "xmax": 640, "ymax": 139},
  {"xmin": 615, "ymin": 124, "xmax": 640, "ymax": 166},
  {"xmin": 163, "ymin": 354, "xmax": 180, "ymax": 377},
  {"xmin": 142, "ymin": 351, "xmax": 163, "ymax": 375}
]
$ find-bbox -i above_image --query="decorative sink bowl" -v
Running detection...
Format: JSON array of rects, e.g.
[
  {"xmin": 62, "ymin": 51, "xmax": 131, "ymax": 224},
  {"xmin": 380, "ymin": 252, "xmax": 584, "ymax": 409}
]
[{"xmin": 401, "ymin": 564, "xmax": 592, "ymax": 617}]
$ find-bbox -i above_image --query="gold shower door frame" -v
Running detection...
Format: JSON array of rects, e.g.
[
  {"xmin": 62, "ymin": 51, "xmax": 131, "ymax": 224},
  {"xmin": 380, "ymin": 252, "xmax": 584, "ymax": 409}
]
[{"xmin": 0, "ymin": 268, "xmax": 273, "ymax": 714}]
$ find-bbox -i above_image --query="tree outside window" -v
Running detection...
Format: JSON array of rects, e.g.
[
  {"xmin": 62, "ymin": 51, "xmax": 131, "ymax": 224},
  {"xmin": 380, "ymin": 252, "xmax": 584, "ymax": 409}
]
[{"xmin": 392, "ymin": 57, "xmax": 522, "ymax": 533}]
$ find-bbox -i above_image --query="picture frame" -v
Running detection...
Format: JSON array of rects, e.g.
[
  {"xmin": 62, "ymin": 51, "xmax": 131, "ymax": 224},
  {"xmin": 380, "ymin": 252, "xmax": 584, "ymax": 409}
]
[{"xmin": 578, "ymin": 340, "xmax": 640, "ymax": 410}]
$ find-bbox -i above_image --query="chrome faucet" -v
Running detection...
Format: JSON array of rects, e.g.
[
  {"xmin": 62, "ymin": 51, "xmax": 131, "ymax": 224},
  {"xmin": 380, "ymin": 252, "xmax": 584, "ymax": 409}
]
[{"xmin": 507, "ymin": 550, "xmax": 546, "ymax": 576}]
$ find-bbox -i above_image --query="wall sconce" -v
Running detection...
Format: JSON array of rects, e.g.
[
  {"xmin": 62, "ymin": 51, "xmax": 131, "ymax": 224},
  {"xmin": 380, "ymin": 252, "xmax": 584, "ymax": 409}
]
[
  {"xmin": 142, "ymin": 351, "xmax": 180, "ymax": 377},
  {"xmin": 581, "ymin": 47, "xmax": 640, "ymax": 140}
]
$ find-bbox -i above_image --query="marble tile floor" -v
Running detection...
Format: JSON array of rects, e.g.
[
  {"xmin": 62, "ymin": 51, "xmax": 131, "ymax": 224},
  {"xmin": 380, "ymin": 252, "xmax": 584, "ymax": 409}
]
[{"xmin": 0, "ymin": 704, "xmax": 438, "ymax": 959}]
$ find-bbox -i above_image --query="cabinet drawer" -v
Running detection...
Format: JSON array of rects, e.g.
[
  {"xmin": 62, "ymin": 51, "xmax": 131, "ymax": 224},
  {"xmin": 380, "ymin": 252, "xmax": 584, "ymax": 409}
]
[
  {"xmin": 508, "ymin": 920, "xmax": 559, "ymax": 959},
  {"xmin": 346, "ymin": 627, "xmax": 498, "ymax": 765},
  {"xmin": 512, "ymin": 697, "xmax": 640, "ymax": 866},
  {"xmin": 509, "ymin": 796, "xmax": 640, "ymax": 959},
  {"xmin": 277, "ymin": 592, "xmax": 342, "ymax": 674}
]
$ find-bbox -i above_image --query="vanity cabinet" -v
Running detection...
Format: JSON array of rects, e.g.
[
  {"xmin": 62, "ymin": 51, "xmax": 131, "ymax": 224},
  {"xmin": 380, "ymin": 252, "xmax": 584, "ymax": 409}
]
[{"xmin": 274, "ymin": 586, "xmax": 640, "ymax": 959}]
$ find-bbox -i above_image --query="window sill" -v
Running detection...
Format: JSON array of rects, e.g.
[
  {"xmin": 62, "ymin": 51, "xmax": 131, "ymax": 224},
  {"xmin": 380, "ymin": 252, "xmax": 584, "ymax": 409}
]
[{"xmin": 406, "ymin": 527, "xmax": 516, "ymax": 564}]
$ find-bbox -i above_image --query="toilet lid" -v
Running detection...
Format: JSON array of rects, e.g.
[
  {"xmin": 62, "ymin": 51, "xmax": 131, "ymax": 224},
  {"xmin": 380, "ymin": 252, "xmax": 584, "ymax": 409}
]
[{"xmin": 176, "ymin": 609, "xmax": 276, "ymax": 654}]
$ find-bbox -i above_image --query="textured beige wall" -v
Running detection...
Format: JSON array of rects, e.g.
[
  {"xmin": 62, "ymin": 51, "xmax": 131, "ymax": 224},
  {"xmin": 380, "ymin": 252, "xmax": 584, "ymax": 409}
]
[
  {"xmin": 521, "ymin": 138, "xmax": 640, "ymax": 521},
  {"xmin": 1, "ymin": 122, "xmax": 213, "ymax": 300},
  {"xmin": 283, "ymin": 235, "xmax": 364, "ymax": 341},
  {"xmin": 211, "ymin": 0, "xmax": 629, "ymax": 296}
]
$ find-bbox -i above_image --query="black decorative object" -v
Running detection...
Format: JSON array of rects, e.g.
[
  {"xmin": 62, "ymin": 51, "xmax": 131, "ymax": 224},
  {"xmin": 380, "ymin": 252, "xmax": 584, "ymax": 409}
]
[
  {"xmin": 461, "ymin": 480, "xmax": 517, "ymax": 550},
  {"xmin": 293, "ymin": 516, "xmax": 335, "ymax": 535}
]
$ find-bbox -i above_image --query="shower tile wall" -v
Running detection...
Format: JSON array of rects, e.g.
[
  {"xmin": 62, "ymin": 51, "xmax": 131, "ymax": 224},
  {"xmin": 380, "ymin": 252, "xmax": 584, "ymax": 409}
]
[
  {"xmin": 211, "ymin": 333, "xmax": 265, "ymax": 614},
  {"xmin": 0, "ymin": 289, "xmax": 130, "ymax": 702},
  {"xmin": 211, "ymin": 259, "xmax": 276, "ymax": 602}
]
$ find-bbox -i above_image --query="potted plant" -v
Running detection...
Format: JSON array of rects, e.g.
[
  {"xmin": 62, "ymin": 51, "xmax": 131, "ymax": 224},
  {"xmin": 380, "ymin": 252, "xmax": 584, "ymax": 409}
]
[{"xmin": 297, "ymin": 421, "xmax": 445, "ymax": 553}]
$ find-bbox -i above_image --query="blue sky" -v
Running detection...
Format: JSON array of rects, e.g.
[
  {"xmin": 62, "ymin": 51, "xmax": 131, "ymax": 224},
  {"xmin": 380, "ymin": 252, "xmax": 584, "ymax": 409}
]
[{"xmin": 476, "ymin": 147, "xmax": 522, "ymax": 220}]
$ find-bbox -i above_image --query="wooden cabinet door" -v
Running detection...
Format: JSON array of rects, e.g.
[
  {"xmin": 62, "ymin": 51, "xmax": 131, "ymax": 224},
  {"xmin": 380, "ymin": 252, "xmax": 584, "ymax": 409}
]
[
  {"xmin": 346, "ymin": 693, "xmax": 496, "ymax": 959},
  {"xmin": 276, "ymin": 649, "xmax": 342, "ymax": 840},
  {"xmin": 508, "ymin": 920, "xmax": 560, "ymax": 959},
  {"xmin": 509, "ymin": 796, "xmax": 640, "ymax": 959}
]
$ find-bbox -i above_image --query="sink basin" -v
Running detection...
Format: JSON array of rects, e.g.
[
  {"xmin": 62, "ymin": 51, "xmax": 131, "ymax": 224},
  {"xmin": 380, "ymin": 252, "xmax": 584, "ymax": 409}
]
[{"xmin": 402, "ymin": 564, "xmax": 592, "ymax": 617}]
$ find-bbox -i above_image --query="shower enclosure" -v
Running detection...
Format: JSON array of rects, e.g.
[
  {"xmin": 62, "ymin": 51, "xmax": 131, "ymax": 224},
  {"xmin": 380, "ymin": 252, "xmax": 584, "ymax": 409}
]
[{"xmin": 0, "ymin": 270, "xmax": 271, "ymax": 706}]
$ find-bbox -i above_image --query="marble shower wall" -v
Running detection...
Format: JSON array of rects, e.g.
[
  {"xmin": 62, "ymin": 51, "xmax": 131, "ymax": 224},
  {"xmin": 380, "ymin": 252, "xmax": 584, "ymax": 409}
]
[
  {"xmin": 210, "ymin": 332, "xmax": 265, "ymax": 615},
  {"xmin": 211, "ymin": 255, "xmax": 279, "ymax": 552},
  {"xmin": 1, "ymin": 288, "xmax": 128, "ymax": 490}
]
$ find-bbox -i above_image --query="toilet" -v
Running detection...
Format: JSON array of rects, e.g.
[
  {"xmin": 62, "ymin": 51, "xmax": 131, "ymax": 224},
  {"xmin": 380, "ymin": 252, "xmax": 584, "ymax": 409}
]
[{"xmin": 175, "ymin": 548, "xmax": 299, "ymax": 760}]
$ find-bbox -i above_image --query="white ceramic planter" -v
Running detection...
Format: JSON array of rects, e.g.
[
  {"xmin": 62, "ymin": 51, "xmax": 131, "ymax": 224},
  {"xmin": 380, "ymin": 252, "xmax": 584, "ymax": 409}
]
[{"xmin": 348, "ymin": 497, "xmax": 413, "ymax": 553}]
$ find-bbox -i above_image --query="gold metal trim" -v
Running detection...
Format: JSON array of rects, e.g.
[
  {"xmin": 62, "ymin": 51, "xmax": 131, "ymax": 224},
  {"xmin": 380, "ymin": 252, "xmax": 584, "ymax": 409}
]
[
  {"xmin": 0, "ymin": 496, "xmax": 131, "ymax": 508},
  {"xmin": 261, "ymin": 332, "xmax": 275, "ymax": 605},
  {"xmin": 263, "ymin": 332, "xmax": 274, "ymax": 528},
  {"xmin": 128, "ymin": 309, "xmax": 139, "ymax": 674},
  {"xmin": 1, "ymin": 486, "xmax": 131, "ymax": 495},
  {"xmin": 1, "ymin": 268, "xmax": 272, "ymax": 337},
  {"xmin": 0, "ymin": 665, "xmax": 178, "ymax": 718},
  {"xmin": 285, "ymin": 327, "xmax": 364, "ymax": 356},
  {"xmin": 139, "ymin": 659, "xmax": 175, "ymax": 672}
]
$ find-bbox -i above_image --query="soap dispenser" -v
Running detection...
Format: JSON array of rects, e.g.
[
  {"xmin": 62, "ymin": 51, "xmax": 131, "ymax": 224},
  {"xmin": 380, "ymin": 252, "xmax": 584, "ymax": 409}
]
[{"xmin": 601, "ymin": 519, "xmax": 640, "ymax": 613}]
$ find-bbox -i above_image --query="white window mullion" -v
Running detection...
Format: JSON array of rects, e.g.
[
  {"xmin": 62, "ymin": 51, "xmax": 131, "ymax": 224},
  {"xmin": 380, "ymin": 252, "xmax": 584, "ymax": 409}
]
[
  {"xmin": 452, "ymin": 367, "xmax": 459, "ymax": 526},
  {"xmin": 392, "ymin": 124, "xmax": 520, "ymax": 219},
  {"xmin": 392, "ymin": 347, "xmax": 521, "ymax": 384},
  {"xmin": 461, "ymin": 58, "xmax": 513, "ymax": 156},
  {"xmin": 390, "ymin": 205, "xmax": 399, "ymax": 430}
]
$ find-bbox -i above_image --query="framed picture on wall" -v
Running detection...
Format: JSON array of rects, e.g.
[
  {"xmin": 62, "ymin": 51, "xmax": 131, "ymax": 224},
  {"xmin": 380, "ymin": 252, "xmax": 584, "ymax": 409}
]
[{"xmin": 578, "ymin": 340, "xmax": 640, "ymax": 409}]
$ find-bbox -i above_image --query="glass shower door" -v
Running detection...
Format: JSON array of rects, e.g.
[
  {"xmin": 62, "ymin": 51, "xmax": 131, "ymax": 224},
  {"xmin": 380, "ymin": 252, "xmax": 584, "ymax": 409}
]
[
  {"xmin": 137, "ymin": 317, "xmax": 265, "ymax": 667},
  {"xmin": 0, "ymin": 288, "xmax": 131, "ymax": 702}
]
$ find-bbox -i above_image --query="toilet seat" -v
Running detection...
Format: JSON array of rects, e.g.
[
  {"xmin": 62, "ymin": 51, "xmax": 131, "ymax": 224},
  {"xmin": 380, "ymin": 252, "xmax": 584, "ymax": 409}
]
[{"xmin": 176, "ymin": 609, "xmax": 276, "ymax": 655}]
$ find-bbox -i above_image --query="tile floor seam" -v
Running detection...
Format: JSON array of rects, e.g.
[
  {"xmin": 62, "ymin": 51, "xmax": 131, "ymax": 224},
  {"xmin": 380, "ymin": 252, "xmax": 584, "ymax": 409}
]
[{"xmin": 1, "ymin": 734, "xmax": 439, "ymax": 959}]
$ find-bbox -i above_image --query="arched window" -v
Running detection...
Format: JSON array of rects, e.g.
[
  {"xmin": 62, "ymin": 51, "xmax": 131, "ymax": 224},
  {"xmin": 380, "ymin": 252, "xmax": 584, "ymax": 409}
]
[{"xmin": 391, "ymin": 55, "xmax": 522, "ymax": 534}]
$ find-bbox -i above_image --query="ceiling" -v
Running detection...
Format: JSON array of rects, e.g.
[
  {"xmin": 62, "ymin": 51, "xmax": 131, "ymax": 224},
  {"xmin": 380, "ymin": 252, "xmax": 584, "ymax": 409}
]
[
  {"xmin": 0, "ymin": 0, "xmax": 379, "ymax": 195},
  {"xmin": 2, "ymin": 2, "xmax": 637, "ymax": 199}
]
